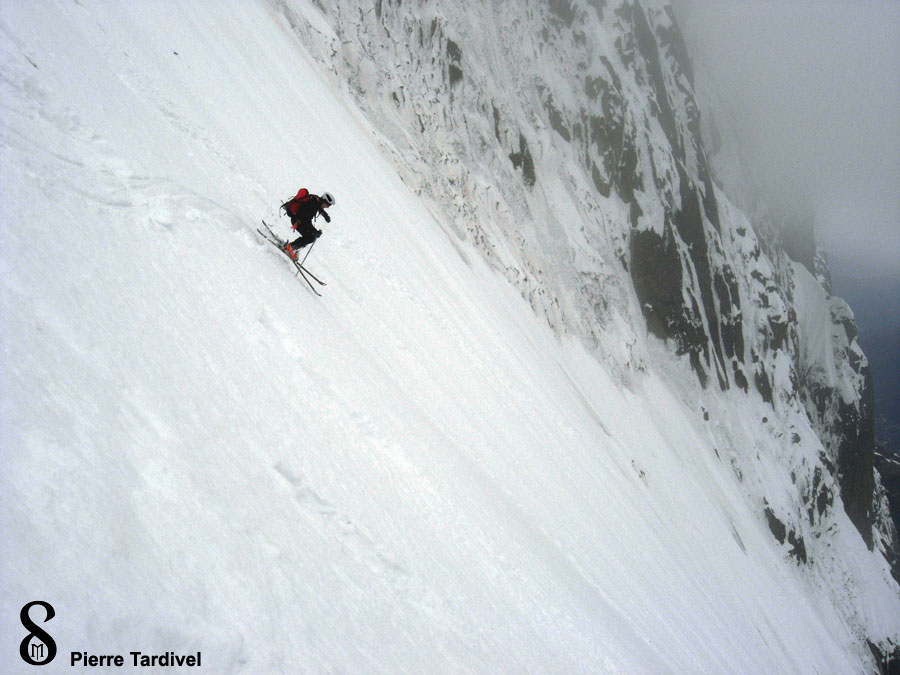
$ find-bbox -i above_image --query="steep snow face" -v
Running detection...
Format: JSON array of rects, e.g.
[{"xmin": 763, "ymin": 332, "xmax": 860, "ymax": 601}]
[{"xmin": 1, "ymin": 1, "xmax": 899, "ymax": 673}]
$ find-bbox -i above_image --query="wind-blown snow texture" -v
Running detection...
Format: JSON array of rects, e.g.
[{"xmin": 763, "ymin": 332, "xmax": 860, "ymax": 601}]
[{"xmin": 1, "ymin": 0, "xmax": 898, "ymax": 672}]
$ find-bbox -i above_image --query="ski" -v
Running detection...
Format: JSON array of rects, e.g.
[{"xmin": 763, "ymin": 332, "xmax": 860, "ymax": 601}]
[
  {"xmin": 260, "ymin": 219, "xmax": 281, "ymax": 242},
  {"xmin": 293, "ymin": 265, "xmax": 323, "ymax": 296},
  {"xmin": 262, "ymin": 220, "xmax": 325, "ymax": 283},
  {"xmin": 297, "ymin": 264, "xmax": 325, "ymax": 286},
  {"xmin": 257, "ymin": 221, "xmax": 324, "ymax": 296},
  {"xmin": 257, "ymin": 228, "xmax": 292, "ymax": 259},
  {"xmin": 256, "ymin": 228, "xmax": 282, "ymax": 248}
]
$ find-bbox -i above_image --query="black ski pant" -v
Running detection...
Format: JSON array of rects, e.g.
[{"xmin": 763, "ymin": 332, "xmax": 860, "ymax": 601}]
[{"xmin": 289, "ymin": 222, "xmax": 321, "ymax": 249}]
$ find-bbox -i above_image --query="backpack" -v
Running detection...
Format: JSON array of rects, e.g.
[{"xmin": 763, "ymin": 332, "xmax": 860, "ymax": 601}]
[{"xmin": 281, "ymin": 188, "xmax": 314, "ymax": 221}]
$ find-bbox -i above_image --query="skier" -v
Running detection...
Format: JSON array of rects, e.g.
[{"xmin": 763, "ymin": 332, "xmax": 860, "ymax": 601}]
[{"xmin": 281, "ymin": 188, "xmax": 335, "ymax": 260}]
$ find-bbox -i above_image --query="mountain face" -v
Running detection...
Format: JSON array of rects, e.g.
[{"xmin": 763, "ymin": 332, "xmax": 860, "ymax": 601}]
[
  {"xmin": 3, "ymin": 0, "xmax": 900, "ymax": 670},
  {"xmin": 284, "ymin": 0, "xmax": 899, "ymax": 654}
]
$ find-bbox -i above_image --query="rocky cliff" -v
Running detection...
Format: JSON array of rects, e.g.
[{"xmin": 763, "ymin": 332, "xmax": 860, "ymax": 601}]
[{"xmin": 277, "ymin": 0, "xmax": 898, "ymax": 658}]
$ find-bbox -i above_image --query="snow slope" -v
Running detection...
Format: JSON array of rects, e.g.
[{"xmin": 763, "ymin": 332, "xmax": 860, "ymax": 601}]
[{"xmin": 1, "ymin": 1, "xmax": 897, "ymax": 671}]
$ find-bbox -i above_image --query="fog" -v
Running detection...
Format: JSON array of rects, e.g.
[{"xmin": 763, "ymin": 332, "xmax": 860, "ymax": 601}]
[{"xmin": 672, "ymin": 0, "xmax": 900, "ymax": 279}]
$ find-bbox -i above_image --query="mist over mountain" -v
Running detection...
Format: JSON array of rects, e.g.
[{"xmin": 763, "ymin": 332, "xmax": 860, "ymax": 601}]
[
  {"xmin": 672, "ymin": 0, "xmax": 900, "ymax": 280},
  {"xmin": 671, "ymin": 1, "xmax": 900, "ymax": 564},
  {"xmin": 831, "ymin": 271, "xmax": 900, "ymax": 450},
  {"xmin": 2, "ymin": 0, "xmax": 899, "ymax": 671}
]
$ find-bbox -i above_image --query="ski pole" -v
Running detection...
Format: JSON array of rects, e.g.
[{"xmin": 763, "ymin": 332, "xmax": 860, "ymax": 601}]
[{"xmin": 299, "ymin": 239, "xmax": 316, "ymax": 266}]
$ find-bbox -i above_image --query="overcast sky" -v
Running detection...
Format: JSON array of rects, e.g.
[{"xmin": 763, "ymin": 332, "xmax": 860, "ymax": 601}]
[{"xmin": 671, "ymin": 0, "xmax": 900, "ymax": 279}]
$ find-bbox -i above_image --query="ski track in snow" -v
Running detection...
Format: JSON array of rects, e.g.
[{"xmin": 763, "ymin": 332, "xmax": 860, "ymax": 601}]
[{"xmin": 1, "ymin": 1, "xmax": 897, "ymax": 672}]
